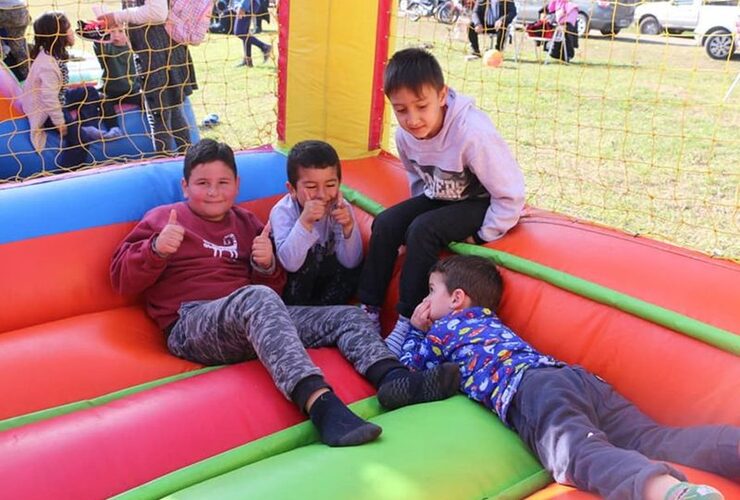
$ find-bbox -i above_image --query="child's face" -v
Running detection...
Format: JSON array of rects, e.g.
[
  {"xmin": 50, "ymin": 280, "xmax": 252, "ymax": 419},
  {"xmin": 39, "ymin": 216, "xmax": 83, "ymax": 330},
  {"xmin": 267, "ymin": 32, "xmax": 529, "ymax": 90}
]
[
  {"xmin": 426, "ymin": 272, "xmax": 456, "ymax": 321},
  {"xmin": 110, "ymin": 28, "xmax": 128, "ymax": 46},
  {"xmin": 181, "ymin": 160, "xmax": 240, "ymax": 222},
  {"xmin": 66, "ymin": 25, "xmax": 75, "ymax": 46},
  {"xmin": 388, "ymin": 84, "xmax": 448, "ymax": 140},
  {"xmin": 287, "ymin": 166, "xmax": 340, "ymax": 210}
]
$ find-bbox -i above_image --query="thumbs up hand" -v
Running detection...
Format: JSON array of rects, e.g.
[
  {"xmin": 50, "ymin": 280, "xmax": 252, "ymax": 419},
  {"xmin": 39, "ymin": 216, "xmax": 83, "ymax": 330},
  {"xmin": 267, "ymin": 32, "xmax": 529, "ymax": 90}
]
[
  {"xmin": 330, "ymin": 191, "xmax": 353, "ymax": 238},
  {"xmin": 154, "ymin": 209, "xmax": 185, "ymax": 258},
  {"xmin": 251, "ymin": 221, "xmax": 274, "ymax": 270}
]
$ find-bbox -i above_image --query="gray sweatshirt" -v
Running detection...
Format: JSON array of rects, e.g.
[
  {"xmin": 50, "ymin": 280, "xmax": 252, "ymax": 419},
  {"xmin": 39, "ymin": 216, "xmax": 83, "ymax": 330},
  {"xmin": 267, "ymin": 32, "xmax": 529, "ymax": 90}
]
[
  {"xmin": 396, "ymin": 88, "xmax": 525, "ymax": 242},
  {"xmin": 269, "ymin": 194, "xmax": 363, "ymax": 273}
]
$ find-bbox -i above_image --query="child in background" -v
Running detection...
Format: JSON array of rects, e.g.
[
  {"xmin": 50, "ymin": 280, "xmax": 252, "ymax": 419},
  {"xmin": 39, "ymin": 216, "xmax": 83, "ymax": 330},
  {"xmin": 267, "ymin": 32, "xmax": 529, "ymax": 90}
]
[
  {"xmin": 269, "ymin": 140, "xmax": 363, "ymax": 306},
  {"xmin": 397, "ymin": 254, "xmax": 739, "ymax": 500},
  {"xmin": 357, "ymin": 48, "xmax": 525, "ymax": 352},
  {"xmin": 234, "ymin": 0, "xmax": 271, "ymax": 67},
  {"xmin": 21, "ymin": 11, "xmax": 109, "ymax": 169},
  {"xmin": 110, "ymin": 139, "xmax": 461, "ymax": 448},
  {"xmin": 92, "ymin": 26, "xmax": 142, "ymax": 133}
]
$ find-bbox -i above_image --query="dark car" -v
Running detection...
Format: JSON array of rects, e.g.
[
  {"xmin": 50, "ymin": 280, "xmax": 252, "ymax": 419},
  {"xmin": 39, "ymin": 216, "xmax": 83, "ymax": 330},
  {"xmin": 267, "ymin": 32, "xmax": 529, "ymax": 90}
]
[{"xmin": 516, "ymin": 0, "xmax": 639, "ymax": 35}]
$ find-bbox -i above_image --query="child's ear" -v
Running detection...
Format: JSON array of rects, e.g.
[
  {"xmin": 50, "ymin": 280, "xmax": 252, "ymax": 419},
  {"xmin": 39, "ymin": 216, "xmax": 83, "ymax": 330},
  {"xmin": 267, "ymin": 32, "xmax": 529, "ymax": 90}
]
[
  {"xmin": 181, "ymin": 178, "xmax": 188, "ymax": 199},
  {"xmin": 451, "ymin": 288, "xmax": 465, "ymax": 307},
  {"xmin": 438, "ymin": 85, "xmax": 449, "ymax": 106},
  {"xmin": 286, "ymin": 181, "xmax": 297, "ymax": 198}
]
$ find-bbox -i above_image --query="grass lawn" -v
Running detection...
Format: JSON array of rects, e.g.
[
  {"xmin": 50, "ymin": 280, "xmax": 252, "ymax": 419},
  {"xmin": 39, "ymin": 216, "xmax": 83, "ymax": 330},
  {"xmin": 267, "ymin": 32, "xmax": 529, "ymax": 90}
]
[{"xmin": 23, "ymin": 4, "xmax": 740, "ymax": 259}]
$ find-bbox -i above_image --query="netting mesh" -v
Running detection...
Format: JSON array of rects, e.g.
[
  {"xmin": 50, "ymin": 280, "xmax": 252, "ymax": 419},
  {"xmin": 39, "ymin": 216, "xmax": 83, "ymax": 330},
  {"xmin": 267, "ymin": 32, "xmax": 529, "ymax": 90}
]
[{"xmin": 1, "ymin": 0, "xmax": 738, "ymax": 260}]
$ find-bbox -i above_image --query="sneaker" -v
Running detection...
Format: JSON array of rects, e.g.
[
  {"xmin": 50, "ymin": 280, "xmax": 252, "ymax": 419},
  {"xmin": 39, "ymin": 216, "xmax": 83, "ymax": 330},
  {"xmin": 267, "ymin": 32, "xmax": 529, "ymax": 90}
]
[
  {"xmin": 76, "ymin": 20, "xmax": 110, "ymax": 43},
  {"xmin": 236, "ymin": 57, "xmax": 254, "ymax": 68},
  {"xmin": 262, "ymin": 44, "xmax": 273, "ymax": 63},
  {"xmin": 359, "ymin": 304, "xmax": 382, "ymax": 337},
  {"xmin": 665, "ymin": 482, "xmax": 724, "ymax": 500},
  {"xmin": 376, "ymin": 362, "xmax": 461, "ymax": 410}
]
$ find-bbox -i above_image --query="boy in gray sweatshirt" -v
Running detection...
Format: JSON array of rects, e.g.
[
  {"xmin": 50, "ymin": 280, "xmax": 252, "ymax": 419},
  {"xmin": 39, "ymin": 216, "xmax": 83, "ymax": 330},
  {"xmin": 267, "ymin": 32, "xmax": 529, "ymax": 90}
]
[{"xmin": 357, "ymin": 48, "xmax": 525, "ymax": 352}]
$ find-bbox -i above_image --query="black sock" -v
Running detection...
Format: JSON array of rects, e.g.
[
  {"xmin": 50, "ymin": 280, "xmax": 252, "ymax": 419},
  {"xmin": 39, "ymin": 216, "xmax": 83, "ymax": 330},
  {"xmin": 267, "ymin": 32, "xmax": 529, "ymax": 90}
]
[
  {"xmin": 376, "ymin": 362, "xmax": 461, "ymax": 411},
  {"xmin": 308, "ymin": 391, "xmax": 382, "ymax": 447},
  {"xmin": 365, "ymin": 358, "xmax": 406, "ymax": 388}
]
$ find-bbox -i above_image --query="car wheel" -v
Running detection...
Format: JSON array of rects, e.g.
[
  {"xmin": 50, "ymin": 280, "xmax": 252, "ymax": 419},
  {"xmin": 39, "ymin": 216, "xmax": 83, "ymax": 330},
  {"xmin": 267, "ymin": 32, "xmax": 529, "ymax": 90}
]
[
  {"xmin": 577, "ymin": 13, "xmax": 589, "ymax": 37},
  {"xmin": 705, "ymin": 29, "xmax": 735, "ymax": 60},
  {"xmin": 600, "ymin": 27, "xmax": 621, "ymax": 36},
  {"xmin": 639, "ymin": 16, "xmax": 661, "ymax": 35},
  {"xmin": 666, "ymin": 28, "xmax": 683, "ymax": 35}
]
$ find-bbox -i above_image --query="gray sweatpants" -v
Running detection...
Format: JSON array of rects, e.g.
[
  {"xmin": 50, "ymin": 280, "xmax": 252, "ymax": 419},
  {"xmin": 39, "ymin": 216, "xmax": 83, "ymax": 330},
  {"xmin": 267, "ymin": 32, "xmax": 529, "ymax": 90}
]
[
  {"xmin": 508, "ymin": 366, "xmax": 740, "ymax": 500},
  {"xmin": 167, "ymin": 285, "xmax": 396, "ymax": 399}
]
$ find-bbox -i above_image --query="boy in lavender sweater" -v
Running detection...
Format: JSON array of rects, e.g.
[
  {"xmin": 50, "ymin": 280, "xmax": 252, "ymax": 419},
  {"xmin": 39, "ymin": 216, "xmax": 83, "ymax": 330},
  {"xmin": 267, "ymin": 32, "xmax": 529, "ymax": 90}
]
[
  {"xmin": 269, "ymin": 140, "xmax": 363, "ymax": 305},
  {"xmin": 358, "ymin": 48, "xmax": 525, "ymax": 350}
]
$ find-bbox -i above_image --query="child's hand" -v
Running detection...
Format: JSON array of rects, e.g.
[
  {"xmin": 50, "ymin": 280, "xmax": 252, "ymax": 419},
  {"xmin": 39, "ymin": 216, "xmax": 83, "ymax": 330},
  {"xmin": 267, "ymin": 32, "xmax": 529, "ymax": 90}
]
[
  {"xmin": 251, "ymin": 221, "xmax": 274, "ymax": 269},
  {"xmin": 330, "ymin": 191, "xmax": 353, "ymax": 238},
  {"xmin": 96, "ymin": 12, "xmax": 117, "ymax": 28},
  {"xmin": 474, "ymin": 23, "xmax": 484, "ymax": 33},
  {"xmin": 155, "ymin": 209, "xmax": 185, "ymax": 257},
  {"xmin": 410, "ymin": 299, "xmax": 433, "ymax": 332},
  {"xmin": 298, "ymin": 190, "xmax": 327, "ymax": 232},
  {"xmin": 58, "ymin": 123, "xmax": 68, "ymax": 137}
]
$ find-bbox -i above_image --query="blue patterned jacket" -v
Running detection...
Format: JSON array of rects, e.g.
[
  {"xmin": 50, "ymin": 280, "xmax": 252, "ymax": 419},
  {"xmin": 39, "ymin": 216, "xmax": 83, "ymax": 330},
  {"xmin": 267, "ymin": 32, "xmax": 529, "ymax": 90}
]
[{"xmin": 399, "ymin": 307, "xmax": 562, "ymax": 425}]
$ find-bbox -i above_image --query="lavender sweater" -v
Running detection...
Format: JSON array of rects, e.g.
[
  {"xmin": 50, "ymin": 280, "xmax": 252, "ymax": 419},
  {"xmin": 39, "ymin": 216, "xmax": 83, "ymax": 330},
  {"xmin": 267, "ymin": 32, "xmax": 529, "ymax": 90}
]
[{"xmin": 396, "ymin": 88, "xmax": 525, "ymax": 242}]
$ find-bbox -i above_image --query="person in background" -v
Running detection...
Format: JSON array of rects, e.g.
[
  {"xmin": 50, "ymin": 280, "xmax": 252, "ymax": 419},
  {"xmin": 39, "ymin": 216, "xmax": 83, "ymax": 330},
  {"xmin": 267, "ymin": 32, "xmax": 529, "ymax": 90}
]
[
  {"xmin": 467, "ymin": 0, "xmax": 517, "ymax": 59},
  {"xmin": 98, "ymin": 0, "xmax": 197, "ymax": 155},
  {"xmin": 234, "ymin": 0, "xmax": 271, "ymax": 68}
]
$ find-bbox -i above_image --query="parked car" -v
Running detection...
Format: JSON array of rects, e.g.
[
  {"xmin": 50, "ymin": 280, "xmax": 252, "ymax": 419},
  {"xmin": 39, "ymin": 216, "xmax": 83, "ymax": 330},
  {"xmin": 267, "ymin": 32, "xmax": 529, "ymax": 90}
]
[
  {"xmin": 634, "ymin": 0, "xmax": 738, "ymax": 35},
  {"xmin": 693, "ymin": 2, "xmax": 739, "ymax": 58},
  {"xmin": 516, "ymin": 0, "xmax": 639, "ymax": 36}
]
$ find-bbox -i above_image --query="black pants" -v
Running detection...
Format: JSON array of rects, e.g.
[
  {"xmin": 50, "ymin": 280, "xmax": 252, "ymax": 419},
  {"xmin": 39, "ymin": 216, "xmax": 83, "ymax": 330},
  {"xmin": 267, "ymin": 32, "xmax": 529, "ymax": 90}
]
[
  {"xmin": 358, "ymin": 195, "xmax": 490, "ymax": 318},
  {"xmin": 468, "ymin": 23, "xmax": 511, "ymax": 53},
  {"xmin": 549, "ymin": 22, "xmax": 578, "ymax": 62},
  {"xmin": 508, "ymin": 366, "xmax": 740, "ymax": 500},
  {"xmin": 282, "ymin": 250, "xmax": 361, "ymax": 306}
]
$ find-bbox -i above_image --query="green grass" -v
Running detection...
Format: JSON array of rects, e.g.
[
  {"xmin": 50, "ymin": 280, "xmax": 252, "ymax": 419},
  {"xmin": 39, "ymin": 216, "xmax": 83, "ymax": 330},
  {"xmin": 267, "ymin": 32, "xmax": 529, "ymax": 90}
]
[{"xmin": 22, "ymin": 5, "xmax": 740, "ymax": 259}]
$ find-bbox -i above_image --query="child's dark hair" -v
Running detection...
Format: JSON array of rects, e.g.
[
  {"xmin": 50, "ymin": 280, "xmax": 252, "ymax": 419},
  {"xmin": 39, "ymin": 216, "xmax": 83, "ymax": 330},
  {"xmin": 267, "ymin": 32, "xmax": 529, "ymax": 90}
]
[
  {"xmin": 430, "ymin": 255, "xmax": 504, "ymax": 311},
  {"xmin": 383, "ymin": 48, "xmax": 445, "ymax": 97},
  {"xmin": 183, "ymin": 139, "xmax": 237, "ymax": 181},
  {"xmin": 286, "ymin": 140, "xmax": 341, "ymax": 187},
  {"xmin": 31, "ymin": 12, "xmax": 71, "ymax": 61}
]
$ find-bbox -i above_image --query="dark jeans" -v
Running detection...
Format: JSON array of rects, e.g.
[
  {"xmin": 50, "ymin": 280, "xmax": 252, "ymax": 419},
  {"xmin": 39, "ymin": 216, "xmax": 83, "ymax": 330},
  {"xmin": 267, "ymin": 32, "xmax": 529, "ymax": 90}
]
[
  {"xmin": 282, "ymin": 250, "xmax": 361, "ymax": 306},
  {"xmin": 358, "ymin": 195, "xmax": 490, "ymax": 318},
  {"xmin": 508, "ymin": 366, "xmax": 740, "ymax": 500},
  {"xmin": 235, "ymin": 16, "xmax": 269, "ymax": 58}
]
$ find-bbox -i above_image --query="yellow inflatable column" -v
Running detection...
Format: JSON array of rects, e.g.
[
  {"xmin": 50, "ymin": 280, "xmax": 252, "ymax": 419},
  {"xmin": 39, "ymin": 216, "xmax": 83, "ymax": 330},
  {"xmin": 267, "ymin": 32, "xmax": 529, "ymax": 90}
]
[{"xmin": 277, "ymin": 0, "xmax": 395, "ymax": 158}]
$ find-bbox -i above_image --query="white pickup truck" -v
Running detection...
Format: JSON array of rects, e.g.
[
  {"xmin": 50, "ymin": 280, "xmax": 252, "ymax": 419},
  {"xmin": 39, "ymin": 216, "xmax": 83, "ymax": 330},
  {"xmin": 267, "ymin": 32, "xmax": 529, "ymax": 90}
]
[
  {"xmin": 694, "ymin": 4, "xmax": 739, "ymax": 58},
  {"xmin": 634, "ymin": 0, "xmax": 739, "ymax": 58},
  {"xmin": 634, "ymin": 0, "xmax": 737, "ymax": 35}
]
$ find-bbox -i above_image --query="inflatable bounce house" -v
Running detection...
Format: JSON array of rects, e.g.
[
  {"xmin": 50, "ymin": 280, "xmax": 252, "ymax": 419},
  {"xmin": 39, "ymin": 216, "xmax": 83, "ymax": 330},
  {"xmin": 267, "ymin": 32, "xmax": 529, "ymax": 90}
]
[{"xmin": 0, "ymin": 1, "xmax": 738, "ymax": 498}]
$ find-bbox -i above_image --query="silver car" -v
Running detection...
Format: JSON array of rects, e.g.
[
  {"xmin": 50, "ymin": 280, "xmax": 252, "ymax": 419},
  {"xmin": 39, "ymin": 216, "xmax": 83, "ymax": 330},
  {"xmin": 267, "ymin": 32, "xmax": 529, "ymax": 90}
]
[{"xmin": 516, "ymin": 0, "xmax": 639, "ymax": 36}]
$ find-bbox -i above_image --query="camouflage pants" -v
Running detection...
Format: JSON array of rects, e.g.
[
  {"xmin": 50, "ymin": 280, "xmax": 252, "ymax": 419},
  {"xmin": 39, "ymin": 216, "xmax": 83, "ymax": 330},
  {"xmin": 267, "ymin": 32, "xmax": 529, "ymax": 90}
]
[{"xmin": 167, "ymin": 285, "xmax": 395, "ymax": 399}]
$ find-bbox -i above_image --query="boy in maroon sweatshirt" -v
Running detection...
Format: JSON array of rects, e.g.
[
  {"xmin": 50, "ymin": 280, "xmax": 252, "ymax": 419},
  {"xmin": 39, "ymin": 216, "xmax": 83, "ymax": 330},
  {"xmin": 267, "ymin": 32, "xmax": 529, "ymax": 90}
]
[{"xmin": 110, "ymin": 139, "xmax": 460, "ymax": 447}]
